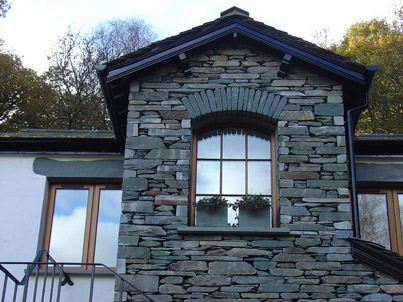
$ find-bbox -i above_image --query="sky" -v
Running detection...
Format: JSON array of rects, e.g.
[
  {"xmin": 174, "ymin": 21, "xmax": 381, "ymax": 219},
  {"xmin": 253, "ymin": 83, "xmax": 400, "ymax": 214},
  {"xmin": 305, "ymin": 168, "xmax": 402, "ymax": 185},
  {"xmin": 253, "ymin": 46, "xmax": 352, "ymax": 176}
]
[{"xmin": 0, "ymin": 0, "xmax": 399, "ymax": 74}]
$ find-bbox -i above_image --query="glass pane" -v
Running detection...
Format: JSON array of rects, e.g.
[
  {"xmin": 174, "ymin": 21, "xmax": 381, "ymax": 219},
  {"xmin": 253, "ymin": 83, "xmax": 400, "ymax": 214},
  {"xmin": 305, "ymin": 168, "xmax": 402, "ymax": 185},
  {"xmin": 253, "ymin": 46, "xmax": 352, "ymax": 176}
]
[
  {"xmin": 358, "ymin": 194, "xmax": 390, "ymax": 249},
  {"xmin": 248, "ymin": 161, "xmax": 271, "ymax": 195},
  {"xmin": 198, "ymin": 130, "xmax": 220, "ymax": 159},
  {"xmin": 49, "ymin": 189, "xmax": 88, "ymax": 262},
  {"xmin": 94, "ymin": 189, "xmax": 122, "ymax": 267},
  {"xmin": 222, "ymin": 161, "xmax": 245, "ymax": 194},
  {"xmin": 223, "ymin": 128, "xmax": 245, "ymax": 159},
  {"xmin": 224, "ymin": 196, "xmax": 241, "ymax": 227},
  {"xmin": 248, "ymin": 130, "xmax": 271, "ymax": 159},
  {"xmin": 196, "ymin": 160, "xmax": 220, "ymax": 194},
  {"xmin": 399, "ymin": 194, "xmax": 403, "ymax": 242}
]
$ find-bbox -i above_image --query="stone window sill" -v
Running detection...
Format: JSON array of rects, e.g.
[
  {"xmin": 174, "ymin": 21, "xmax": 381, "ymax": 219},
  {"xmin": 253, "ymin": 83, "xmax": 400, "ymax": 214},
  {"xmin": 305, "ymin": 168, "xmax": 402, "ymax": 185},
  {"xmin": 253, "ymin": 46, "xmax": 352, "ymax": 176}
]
[{"xmin": 178, "ymin": 226, "xmax": 290, "ymax": 236}]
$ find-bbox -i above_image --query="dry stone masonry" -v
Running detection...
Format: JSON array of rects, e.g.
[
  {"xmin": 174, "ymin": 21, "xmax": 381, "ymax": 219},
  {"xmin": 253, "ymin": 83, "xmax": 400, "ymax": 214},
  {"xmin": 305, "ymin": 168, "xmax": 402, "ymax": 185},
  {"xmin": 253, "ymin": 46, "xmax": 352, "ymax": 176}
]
[{"xmin": 119, "ymin": 43, "xmax": 403, "ymax": 301}]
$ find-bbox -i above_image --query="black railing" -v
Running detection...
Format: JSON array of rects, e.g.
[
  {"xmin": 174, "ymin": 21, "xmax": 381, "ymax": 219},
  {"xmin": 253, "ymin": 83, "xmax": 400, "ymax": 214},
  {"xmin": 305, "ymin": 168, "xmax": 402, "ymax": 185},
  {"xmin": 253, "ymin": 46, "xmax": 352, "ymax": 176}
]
[{"xmin": 0, "ymin": 250, "xmax": 153, "ymax": 302}]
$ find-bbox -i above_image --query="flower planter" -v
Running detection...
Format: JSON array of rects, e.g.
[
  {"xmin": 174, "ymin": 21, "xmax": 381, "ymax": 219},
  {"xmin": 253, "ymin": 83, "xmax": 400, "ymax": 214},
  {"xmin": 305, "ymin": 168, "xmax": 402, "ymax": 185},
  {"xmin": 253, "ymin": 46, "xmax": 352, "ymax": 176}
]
[
  {"xmin": 238, "ymin": 208, "xmax": 271, "ymax": 227},
  {"xmin": 196, "ymin": 206, "xmax": 228, "ymax": 227}
]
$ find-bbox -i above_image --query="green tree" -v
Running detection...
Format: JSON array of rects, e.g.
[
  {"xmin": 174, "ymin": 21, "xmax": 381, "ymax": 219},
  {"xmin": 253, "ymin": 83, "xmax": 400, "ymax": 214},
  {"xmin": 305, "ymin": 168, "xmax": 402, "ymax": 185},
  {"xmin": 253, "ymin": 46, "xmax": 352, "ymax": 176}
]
[
  {"xmin": 334, "ymin": 7, "xmax": 403, "ymax": 133},
  {"xmin": 0, "ymin": 52, "xmax": 56, "ymax": 131},
  {"xmin": 44, "ymin": 29, "xmax": 109, "ymax": 130},
  {"xmin": 43, "ymin": 17, "xmax": 157, "ymax": 130}
]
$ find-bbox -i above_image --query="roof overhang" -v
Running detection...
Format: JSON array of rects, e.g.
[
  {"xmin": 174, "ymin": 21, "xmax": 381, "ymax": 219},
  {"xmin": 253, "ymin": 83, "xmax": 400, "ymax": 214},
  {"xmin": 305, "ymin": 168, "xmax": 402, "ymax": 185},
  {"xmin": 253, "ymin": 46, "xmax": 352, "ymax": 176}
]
[
  {"xmin": 355, "ymin": 134, "xmax": 403, "ymax": 156},
  {"xmin": 350, "ymin": 237, "xmax": 403, "ymax": 281},
  {"xmin": 106, "ymin": 23, "xmax": 367, "ymax": 85},
  {"xmin": 0, "ymin": 130, "xmax": 123, "ymax": 154},
  {"xmin": 97, "ymin": 15, "xmax": 376, "ymax": 142}
]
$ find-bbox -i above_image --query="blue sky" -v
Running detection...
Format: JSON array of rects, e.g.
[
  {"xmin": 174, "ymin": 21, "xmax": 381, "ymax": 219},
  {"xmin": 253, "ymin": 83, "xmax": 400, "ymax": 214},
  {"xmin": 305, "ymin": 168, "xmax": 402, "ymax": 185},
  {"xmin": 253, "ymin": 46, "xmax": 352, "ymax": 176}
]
[{"xmin": 0, "ymin": 0, "xmax": 399, "ymax": 73}]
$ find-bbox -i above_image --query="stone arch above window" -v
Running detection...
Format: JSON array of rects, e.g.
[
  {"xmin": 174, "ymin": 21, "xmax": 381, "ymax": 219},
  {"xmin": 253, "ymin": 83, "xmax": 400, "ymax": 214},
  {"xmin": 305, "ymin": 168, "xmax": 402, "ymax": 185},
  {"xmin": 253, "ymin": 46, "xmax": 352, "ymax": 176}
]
[{"xmin": 181, "ymin": 88, "xmax": 288, "ymax": 121}]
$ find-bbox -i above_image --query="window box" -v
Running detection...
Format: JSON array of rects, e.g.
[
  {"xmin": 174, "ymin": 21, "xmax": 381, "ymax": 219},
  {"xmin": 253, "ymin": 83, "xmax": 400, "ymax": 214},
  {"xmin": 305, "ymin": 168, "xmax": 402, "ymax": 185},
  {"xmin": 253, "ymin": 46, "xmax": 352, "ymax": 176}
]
[
  {"xmin": 195, "ymin": 196, "xmax": 229, "ymax": 227},
  {"xmin": 233, "ymin": 195, "xmax": 272, "ymax": 227},
  {"xmin": 196, "ymin": 207, "xmax": 228, "ymax": 227},
  {"xmin": 238, "ymin": 207, "xmax": 271, "ymax": 227}
]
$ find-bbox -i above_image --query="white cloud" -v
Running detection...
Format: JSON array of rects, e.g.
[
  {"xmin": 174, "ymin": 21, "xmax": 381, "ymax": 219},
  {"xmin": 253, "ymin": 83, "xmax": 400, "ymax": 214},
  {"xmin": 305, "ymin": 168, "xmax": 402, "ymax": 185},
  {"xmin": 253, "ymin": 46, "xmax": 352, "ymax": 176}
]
[{"xmin": 49, "ymin": 207, "xmax": 87, "ymax": 263}]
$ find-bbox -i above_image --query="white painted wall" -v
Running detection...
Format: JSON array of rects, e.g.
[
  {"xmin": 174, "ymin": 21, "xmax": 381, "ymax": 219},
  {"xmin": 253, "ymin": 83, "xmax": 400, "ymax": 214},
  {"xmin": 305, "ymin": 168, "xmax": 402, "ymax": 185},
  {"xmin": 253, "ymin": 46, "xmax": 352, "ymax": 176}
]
[
  {"xmin": 0, "ymin": 155, "xmax": 46, "ymax": 275},
  {"xmin": 0, "ymin": 154, "xmax": 118, "ymax": 301}
]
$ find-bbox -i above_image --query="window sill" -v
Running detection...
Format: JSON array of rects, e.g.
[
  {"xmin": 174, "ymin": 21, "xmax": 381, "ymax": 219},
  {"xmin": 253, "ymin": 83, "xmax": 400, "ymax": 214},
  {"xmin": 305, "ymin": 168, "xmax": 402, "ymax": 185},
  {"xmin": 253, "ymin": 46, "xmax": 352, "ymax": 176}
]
[{"xmin": 178, "ymin": 226, "xmax": 290, "ymax": 236}]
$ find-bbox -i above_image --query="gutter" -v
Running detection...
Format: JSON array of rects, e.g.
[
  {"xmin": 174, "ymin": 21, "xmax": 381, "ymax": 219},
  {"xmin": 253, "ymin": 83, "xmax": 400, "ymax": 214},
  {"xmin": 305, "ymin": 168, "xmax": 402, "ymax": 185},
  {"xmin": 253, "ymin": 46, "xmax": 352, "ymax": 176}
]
[{"xmin": 346, "ymin": 65, "xmax": 377, "ymax": 238}]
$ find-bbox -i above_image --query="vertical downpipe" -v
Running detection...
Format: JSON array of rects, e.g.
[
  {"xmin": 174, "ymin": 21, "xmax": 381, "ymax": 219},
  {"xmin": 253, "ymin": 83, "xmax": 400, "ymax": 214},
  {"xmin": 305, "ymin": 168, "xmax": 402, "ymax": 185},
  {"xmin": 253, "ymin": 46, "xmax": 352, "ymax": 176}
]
[{"xmin": 346, "ymin": 92, "xmax": 369, "ymax": 238}]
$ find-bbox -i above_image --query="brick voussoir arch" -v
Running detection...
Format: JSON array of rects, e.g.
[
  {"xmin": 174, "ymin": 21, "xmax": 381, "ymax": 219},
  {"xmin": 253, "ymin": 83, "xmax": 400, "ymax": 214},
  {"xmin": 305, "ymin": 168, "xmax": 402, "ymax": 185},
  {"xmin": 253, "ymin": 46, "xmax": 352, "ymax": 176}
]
[{"xmin": 182, "ymin": 87, "xmax": 288, "ymax": 121}]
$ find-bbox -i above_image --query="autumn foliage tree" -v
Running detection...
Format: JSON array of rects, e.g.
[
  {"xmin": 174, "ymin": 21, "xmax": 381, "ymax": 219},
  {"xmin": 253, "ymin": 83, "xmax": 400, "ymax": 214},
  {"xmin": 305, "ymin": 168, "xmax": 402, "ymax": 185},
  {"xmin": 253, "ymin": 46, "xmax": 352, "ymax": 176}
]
[
  {"xmin": 0, "ymin": 52, "xmax": 57, "ymax": 130},
  {"xmin": 0, "ymin": 17, "xmax": 156, "ymax": 131},
  {"xmin": 321, "ymin": 7, "xmax": 403, "ymax": 133}
]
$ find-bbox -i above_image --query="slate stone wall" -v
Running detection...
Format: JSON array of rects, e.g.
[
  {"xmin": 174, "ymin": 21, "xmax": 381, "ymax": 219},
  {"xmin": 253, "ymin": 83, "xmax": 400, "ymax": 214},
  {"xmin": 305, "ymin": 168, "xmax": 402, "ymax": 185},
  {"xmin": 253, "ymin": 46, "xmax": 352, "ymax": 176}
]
[{"xmin": 119, "ymin": 44, "xmax": 402, "ymax": 301}]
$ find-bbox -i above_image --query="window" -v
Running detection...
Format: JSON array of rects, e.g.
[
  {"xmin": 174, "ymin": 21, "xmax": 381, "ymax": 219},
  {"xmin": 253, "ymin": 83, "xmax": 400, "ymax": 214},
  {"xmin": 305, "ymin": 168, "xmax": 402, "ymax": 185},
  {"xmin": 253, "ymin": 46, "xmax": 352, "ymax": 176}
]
[
  {"xmin": 358, "ymin": 189, "xmax": 403, "ymax": 255},
  {"xmin": 43, "ymin": 184, "xmax": 122, "ymax": 268},
  {"xmin": 190, "ymin": 127, "xmax": 277, "ymax": 227}
]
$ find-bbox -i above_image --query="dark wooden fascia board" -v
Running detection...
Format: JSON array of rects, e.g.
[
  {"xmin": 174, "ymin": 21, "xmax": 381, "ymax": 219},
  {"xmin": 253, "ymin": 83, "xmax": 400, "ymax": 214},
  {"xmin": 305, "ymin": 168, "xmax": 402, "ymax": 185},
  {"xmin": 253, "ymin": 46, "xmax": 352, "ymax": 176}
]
[{"xmin": 0, "ymin": 137, "xmax": 124, "ymax": 153}]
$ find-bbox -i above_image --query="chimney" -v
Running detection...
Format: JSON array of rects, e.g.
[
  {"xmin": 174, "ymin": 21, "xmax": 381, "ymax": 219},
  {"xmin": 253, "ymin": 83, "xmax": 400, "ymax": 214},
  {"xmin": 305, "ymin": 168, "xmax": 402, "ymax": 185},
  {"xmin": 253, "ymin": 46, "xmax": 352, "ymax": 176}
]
[{"xmin": 220, "ymin": 6, "xmax": 249, "ymax": 18}]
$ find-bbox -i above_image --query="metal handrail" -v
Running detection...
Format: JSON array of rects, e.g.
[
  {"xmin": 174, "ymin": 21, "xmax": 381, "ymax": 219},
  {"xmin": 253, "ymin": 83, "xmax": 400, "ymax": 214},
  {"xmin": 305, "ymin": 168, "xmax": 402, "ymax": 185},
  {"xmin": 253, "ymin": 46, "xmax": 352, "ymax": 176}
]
[{"xmin": 1, "ymin": 250, "xmax": 154, "ymax": 302}]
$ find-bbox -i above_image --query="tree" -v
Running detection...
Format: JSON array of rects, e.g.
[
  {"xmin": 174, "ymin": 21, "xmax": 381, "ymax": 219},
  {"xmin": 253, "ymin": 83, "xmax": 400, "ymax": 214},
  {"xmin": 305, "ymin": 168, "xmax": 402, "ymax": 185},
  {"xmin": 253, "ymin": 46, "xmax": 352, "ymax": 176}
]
[
  {"xmin": 0, "ymin": 0, "xmax": 11, "ymax": 18},
  {"xmin": 44, "ymin": 28, "xmax": 109, "ymax": 130},
  {"xmin": 43, "ymin": 17, "xmax": 157, "ymax": 130},
  {"xmin": 328, "ymin": 7, "xmax": 403, "ymax": 133},
  {"xmin": 0, "ymin": 52, "xmax": 57, "ymax": 131},
  {"xmin": 92, "ymin": 17, "xmax": 157, "ymax": 62}
]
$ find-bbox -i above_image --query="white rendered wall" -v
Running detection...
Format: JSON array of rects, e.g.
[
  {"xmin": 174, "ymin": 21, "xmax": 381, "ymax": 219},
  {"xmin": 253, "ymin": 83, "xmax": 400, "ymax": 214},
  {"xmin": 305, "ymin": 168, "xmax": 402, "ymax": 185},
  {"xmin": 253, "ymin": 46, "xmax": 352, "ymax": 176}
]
[{"xmin": 0, "ymin": 155, "xmax": 46, "ymax": 276}]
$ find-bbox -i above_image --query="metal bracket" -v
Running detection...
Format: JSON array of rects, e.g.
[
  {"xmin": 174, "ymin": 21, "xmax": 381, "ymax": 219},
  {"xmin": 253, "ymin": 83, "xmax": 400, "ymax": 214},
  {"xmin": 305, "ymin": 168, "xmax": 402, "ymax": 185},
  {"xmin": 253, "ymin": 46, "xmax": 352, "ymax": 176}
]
[
  {"xmin": 277, "ymin": 53, "xmax": 293, "ymax": 78},
  {"xmin": 232, "ymin": 32, "xmax": 238, "ymax": 48},
  {"xmin": 178, "ymin": 53, "xmax": 192, "ymax": 77}
]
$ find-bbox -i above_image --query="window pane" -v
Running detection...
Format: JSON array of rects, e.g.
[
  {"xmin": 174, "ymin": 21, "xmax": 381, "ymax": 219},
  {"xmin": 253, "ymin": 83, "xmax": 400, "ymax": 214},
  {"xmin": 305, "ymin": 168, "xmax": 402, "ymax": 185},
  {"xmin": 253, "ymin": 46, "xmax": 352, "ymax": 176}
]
[
  {"xmin": 196, "ymin": 160, "xmax": 220, "ymax": 194},
  {"xmin": 49, "ymin": 189, "xmax": 88, "ymax": 262},
  {"xmin": 222, "ymin": 161, "xmax": 245, "ymax": 194},
  {"xmin": 248, "ymin": 130, "xmax": 271, "ymax": 159},
  {"xmin": 198, "ymin": 130, "xmax": 220, "ymax": 159},
  {"xmin": 358, "ymin": 194, "xmax": 390, "ymax": 249},
  {"xmin": 224, "ymin": 196, "xmax": 241, "ymax": 227},
  {"xmin": 223, "ymin": 128, "xmax": 245, "ymax": 159},
  {"xmin": 248, "ymin": 161, "xmax": 271, "ymax": 195},
  {"xmin": 94, "ymin": 189, "xmax": 122, "ymax": 267}
]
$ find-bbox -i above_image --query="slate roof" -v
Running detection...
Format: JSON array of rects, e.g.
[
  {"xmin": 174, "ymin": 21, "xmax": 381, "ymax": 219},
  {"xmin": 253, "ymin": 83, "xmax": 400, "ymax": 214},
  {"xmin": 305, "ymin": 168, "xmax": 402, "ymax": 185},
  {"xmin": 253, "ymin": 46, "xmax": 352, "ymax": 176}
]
[
  {"xmin": 105, "ymin": 14, "xmax": 368, "ymax": 80},
  {"xmin": 355, "ymin": 133, "xmax": 403, "ymax": 155},
  {"xmin": 97, "ymin": 7, "xmax": 377, "ymax": 142},
  {"xmin": 350, "ymin": 237, "xmax": 403, "ymax": 281},
  {"xmin": 0, "ymin": 129, "xmax": 122, "ymax": 153}
]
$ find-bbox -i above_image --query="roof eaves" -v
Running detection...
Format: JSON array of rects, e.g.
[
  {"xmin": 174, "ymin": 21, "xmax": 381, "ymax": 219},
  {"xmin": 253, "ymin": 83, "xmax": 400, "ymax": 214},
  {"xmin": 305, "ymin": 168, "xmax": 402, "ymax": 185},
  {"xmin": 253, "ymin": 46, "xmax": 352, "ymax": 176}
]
[
  {"xmin": 0, "ymin": 139, "xmax": 123, "ymax": 154},
  {"xmin": 105, "ymin": 18, "xmax": 367, "ymax": 86},
  {"xmin": 350, "ymin": 237, "xmax": 403, "ymax": 280}
]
